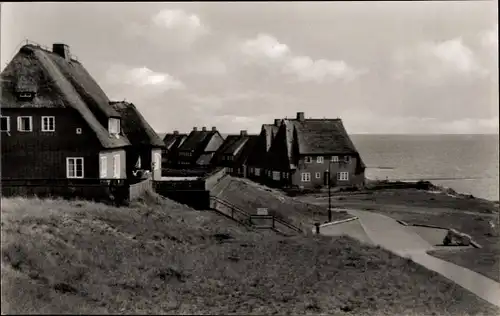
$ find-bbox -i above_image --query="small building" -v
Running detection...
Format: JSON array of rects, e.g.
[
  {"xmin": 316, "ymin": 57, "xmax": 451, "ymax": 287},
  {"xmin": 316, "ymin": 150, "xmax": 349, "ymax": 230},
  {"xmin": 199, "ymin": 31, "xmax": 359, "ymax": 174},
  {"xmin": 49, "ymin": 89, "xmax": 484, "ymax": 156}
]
[
  {"xmin": 161, "ymin": 131, "xmax": 188, "ymax": 168},
  {"xmin": 264, "ymin": 112, "xmax": 366, "ymax": 189},
  {"xmin": 211, "ymin": 130, "xmax": 259, "ymax": 177},
  {"xmin": 176, "ymin": 126, "xmax": 225, "ymax": 169},
  {"xmin": 246, "ymin": 119, "xmax": 281, "ymax": 181},
  {"xmin": 1, "ymin": 43, "xmax": 130, "ymax": 181},
  {"xmin": 109, "ymin": 101, "xmax": 165, "ymax": 181}
]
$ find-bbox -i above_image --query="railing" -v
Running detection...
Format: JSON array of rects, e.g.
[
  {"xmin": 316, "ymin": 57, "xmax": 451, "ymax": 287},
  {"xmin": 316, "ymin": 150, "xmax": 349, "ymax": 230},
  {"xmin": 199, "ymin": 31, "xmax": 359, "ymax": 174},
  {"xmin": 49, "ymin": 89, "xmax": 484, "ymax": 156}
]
[
  {"xmin": 129, "ymin": 178, "xmax": 153, "ymax": 200},
  {"xmin": 209, "ymin": 195, "xmax": 302, "ymax": 235}
]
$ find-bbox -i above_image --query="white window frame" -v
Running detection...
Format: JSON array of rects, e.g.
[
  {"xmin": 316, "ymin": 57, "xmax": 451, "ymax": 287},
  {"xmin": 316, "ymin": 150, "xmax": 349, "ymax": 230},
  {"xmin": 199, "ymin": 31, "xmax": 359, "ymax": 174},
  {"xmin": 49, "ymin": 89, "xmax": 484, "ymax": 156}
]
[
  {"xmin": 272, "ymin": 171, "xmax": 280, "ymax": 181},
  {"xmin": 113, "ymin": 154, "xmax": 120, "ymax": 178},
  {"xmin": 337, "ymin": 171, "xmax": 349, "ymax": 181},
  {"xmin": 316, "ymin": 156, "xmax": 324, "ymax": 163},
  {"xmin": 108, "ymin": 118, "xmax": 121, "ymax": 135},
  {"xmin": 331, "ymin": 156, "xmax": 339, "ymax": 163},
  {"xmin": 100, "ymin": 156, "xmax": 107, "ymax": 178},
  {"xmin": 41, "ymin": 116, "xmax": 55, "ymax": 132},
  {"xmin": 282, "ymin": 172, "xmax": 288, "ymax": 179},
  {"xmin": 344, "ymin": 155, "xmax": 351, "ymax": 163},
  {"xmin": 315, "ymin": 172, "xmax": 321, "ymax": 179},
  {"xmin": 0, "ymin": 116, "xmax": 10, "ymax": 132},
  {"xmin": 17, "ymin": 116, "xmax": 33, "ymax": 132},
  {"xmin": 301, "ymin": 172, "xmax": 311, "ymax": 182},
  {"xmin": 66, "ymin": 157, "xmax": 84, "ymax": 179},
  {"xmin": 304, "ymin": 156, "xmax": 312, "ymax": 163},
  {"xmin": 154, "ymin": 153, "xmax": 161, "ymax": 170},
  {"xmin": 255, "ymin": 168, "xmax": 261, "ymax": 176}
]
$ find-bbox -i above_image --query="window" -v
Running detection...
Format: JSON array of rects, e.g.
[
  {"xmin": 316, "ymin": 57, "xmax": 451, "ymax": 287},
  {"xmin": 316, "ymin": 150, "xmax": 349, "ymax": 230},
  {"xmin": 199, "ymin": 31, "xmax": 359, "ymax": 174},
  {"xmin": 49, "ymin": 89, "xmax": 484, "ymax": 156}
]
[
  {"xmin": 282, "ymin": 172, "xmax": 288, "ymax": 179},
  {"xmin": 17, "ymin": 116, "xmax": 32, "ymax": 132},
  {"xmin": 315, "ymin": 172, "xmax": 321, "ymax": 179},
  {"xmin": 41, "ymin": 116, "xmax": 55, "ymax": 132},
  {"xmin": 66, "ymin": 157, "xmax": 84, "ymax": 178},
  {"xmin": 255, "ymin": 168, "xmax": 261, "ymax": 176},
  {"xmin": 301, "ymin": 172, "xmax": 311, "ymax": 182},
  {"xmin": 304, "ymin": 156, "xmax": 312, "ymax": 163},
  {"xmin": 154, "ymin": 153, "xmax": 161, "ymax": 170},
  {"xmin": 337, "ymin": 172, "xmax": 349, "ymax": 181},
  {"xmin": 18, "ymin": 92, "xmax": 34, "ymax": 100},
  {"xmin": 272, "ymin": 171, "xmax": 280, "ymax": 181},
  {"xmin": 76, "ymin": 128, "xmax": 82, "ymax": 134},
  {"xmin": 317, "ymin": 156, "xmax": 324, "ymax": 163},
  {"xmin": 108, "ymin": 118, "xmax": 121, "ymax": 135},
  {"xmin": 344, "ymin": 156, "xmax": 351, "ymax": 163},
  {"xmin": 100, "ymin": 156, "xmax": 107, "ymax": 178},
  {"xmin": 113, "ymin": 155, "xmax": 120, "ymax": 178},
  {"xmin": 0, "ymin": 116, "xmax": 10, "ymax": 132},
  {"xmin": 331, "ymin": 156, "xmax": 339, "ymax": 163}
]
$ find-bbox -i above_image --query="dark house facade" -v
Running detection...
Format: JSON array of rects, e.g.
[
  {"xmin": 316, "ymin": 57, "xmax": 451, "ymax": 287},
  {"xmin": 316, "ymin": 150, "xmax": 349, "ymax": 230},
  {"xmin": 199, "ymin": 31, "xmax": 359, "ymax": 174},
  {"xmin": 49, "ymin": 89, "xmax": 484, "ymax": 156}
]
[
  {"xmin": 1, "ymin": 43, "xmax": 130, "ymax": 181},
  {"xmin": 246, "ymin": 119, "xmax": 281, "ymax": 182},
  {"xmin": 161, "ymin": 131, "xmax": 188, "ymax": 168},
  {"xmin": 211, "ymin": 130, "xmax": 259, "ymax": 177},
  {"xmin": 109, "ymin": 101, "xmax": 165, "ymax": 180},
  {"xmin": 262, "ymin": 112, "xmax": 365, "ymax": 189},
  {"xmin": 176, "ymin": 127, "xmax": 225, "ymax": 168}
]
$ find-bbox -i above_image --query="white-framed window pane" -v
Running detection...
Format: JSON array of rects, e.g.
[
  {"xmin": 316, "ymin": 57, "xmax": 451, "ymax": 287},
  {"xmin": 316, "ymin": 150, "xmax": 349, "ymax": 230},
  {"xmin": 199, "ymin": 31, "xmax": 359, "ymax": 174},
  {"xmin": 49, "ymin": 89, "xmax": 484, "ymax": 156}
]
[
  {"xmin": 255, "ymin": 168, "xmax": 261, "ymax": 176},
  {"xmin": 272, "ymin": 171, "xmax": 280, "ymax": 180},
  {"xmin": 17, "ymin": 116, "xmax": 32, "ymax": 132},
  {"xmin": 337, "ymin": 172, "xmax": 349, "ymax": 181},
  {"xmin": 113, "ymin": 155, "xmax": 120, "ymax": 178},
  {"xmin": 67, "ymin": 157, "xmax": 84, "ymax": 178},
  {"xmin": 331, "ymin": 156, "xmax": 339, "ymax": 162},
  {"xmin": 315, "ymin": 172, "xmax": 321, "ymax": 179},
  {"xmin": 108, "ymin": 118, "xmax": 121, "ymax": 134},
  {"xmin": 0, "ymin": 116, "xmax": 10, "ymax": 131},
  {"xmin": 155, "ymin": 153, "xmax": 161, "ymax": 170},
  {"xmin": 305, "ymin": 156, "xmax": 312, "ymax": 163},
  {"xmin": 317, "ymin": 156, "xmax": 323, "ymax": 163},
  {"xmin": 41, "ymin": 116, "xmax": 55, "ymax": 132},
  {"xmin": 301, "ymin": 172, "xmax": 311, "ymax": 182},
  {"xmin": 344, "ymin": 156, "xmax": 351, "ymax": 163},
  {"xmin": 100, "ymin": 156, "xmax": 107, "ymax": 178}
]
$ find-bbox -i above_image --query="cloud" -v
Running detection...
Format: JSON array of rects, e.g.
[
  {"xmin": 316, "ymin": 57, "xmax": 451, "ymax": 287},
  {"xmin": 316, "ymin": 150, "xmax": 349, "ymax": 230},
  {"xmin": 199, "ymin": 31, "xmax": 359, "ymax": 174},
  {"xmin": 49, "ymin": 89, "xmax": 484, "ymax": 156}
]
[
  {"xmin": 126, "ymin": 8, "xmax": 208, "ymax": 47},
  {"xmin": 105, "ymin": 64, "xmax": 185, "ymax": 91},
  {"xmin": 479, "ymin": 24, "xmax": 498, "ymax": 49},
  {"xmin": 393, "ymin": 37, "xmax": 489, "ymax": 83},
  {"xmin": 240, "ymin": 33, "xmax": 366, "ymax": 83}
]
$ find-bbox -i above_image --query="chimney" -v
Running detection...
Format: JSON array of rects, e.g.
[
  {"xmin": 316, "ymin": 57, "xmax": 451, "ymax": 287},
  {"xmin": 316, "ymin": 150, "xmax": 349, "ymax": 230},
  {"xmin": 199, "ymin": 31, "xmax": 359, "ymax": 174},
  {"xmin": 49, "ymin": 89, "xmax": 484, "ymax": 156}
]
[
  {"xmin": 297, "ymin": 112, "xmax": 305, "ymax": 121},
  {"xmin": 211, "ymin": 126, "xmax": 217, "ymax": 132},
  {"xmin": 193, "ymin": 127, "xmax": 198, "ymax": 131},
  {"xmin": 202, "ymin": 126, "xmax": 207, "ymax": 131},
  {"xmin": 274, "ymin": 119, "xmax": 281, "ymax": 126},
  {"xmin": 240, "ymin": 130, "xmax": 248, "ymax": 136},
  {"xmin": 52, "ymin": 43, "xmax": 70, "ymax": 61},
  {"xmin": 173, "ymin": 130, "xmax": 179, "ymax": 135}
]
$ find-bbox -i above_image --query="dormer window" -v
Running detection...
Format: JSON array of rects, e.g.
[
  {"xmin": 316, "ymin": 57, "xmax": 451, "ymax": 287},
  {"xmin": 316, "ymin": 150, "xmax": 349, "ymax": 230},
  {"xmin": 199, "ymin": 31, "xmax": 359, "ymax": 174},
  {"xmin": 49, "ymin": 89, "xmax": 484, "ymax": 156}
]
[
  {"xmin": 108, "ymin": 117, "xmax": 121, "ymax": 135},
  {"xmin": 17, "ymin": 92, "xmax": 35, "ymax": 101}
]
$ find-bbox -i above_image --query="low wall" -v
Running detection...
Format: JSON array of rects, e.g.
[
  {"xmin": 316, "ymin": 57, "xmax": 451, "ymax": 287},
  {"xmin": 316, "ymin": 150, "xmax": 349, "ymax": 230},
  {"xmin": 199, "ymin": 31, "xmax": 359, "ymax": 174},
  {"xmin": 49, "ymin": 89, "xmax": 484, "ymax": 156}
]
[
  {"xmin": 203, "ymin": 167, "xmax": 227, "ymax": 191},
  {"xmin": 154, "ymin": 179, "xmax": 205, "ymax": 191}
]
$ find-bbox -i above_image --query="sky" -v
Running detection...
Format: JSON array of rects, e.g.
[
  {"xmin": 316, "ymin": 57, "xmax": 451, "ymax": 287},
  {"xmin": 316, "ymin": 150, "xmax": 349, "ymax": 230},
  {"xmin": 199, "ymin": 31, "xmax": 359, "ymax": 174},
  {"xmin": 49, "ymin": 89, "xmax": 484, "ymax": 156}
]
[{"xmin": 1, "ymin": 2, "xmax": 498, "ymax": 134}]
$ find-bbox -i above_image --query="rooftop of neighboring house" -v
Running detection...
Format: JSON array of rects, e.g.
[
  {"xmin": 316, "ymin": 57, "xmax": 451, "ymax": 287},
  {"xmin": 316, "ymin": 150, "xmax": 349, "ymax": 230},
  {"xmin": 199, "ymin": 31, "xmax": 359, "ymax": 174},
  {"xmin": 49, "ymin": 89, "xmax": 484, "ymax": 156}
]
[
  {"xmin": 109, "ymin": 101, "xmax": 165, "ymax": 148},
  {"xmin": 211, "ymin": 130, "xmax": 258, "ymax": 164},
  {"xmin": 178, "ymin": 127, "xmax": 222, "ymax": 153},
  {"xmin": 282, "ymin": 112, "xmax": 366, "ymax": 169},
  {"xmin": 162, "ymin": 131, "xmax": 188, "ymax": 150},
  {"xmin": 0, "ymin": 42, "xmax": 130, "ymax": 149}
]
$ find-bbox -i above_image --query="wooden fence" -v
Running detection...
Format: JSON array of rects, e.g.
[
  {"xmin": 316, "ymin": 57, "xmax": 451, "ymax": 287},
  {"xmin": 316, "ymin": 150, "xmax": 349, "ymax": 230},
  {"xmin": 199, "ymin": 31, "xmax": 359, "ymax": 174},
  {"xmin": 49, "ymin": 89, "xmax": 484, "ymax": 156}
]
[
  {"xmin": 129, "ymin": 178, "xmax": 153, "ymax": 200},
  {"xmin": 1, "ymin": 178, "xmax": 129, "ymax": 205}
]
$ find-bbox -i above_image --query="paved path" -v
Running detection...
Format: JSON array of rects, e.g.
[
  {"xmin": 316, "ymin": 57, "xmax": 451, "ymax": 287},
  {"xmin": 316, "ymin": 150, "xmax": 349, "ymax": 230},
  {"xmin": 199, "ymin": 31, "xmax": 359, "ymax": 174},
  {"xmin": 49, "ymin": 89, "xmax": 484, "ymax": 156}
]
[{"xmin": 320, "ymin": 209, "xmax": 500, "ymax": 308}]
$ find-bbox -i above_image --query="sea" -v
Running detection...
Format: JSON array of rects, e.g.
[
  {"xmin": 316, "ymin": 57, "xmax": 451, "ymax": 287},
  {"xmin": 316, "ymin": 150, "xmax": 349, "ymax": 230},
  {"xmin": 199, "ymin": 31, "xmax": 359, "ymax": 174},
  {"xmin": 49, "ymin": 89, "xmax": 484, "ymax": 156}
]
[{"xmin": 351, "ymin": 134, "xmax": 499, "ymax": 202}]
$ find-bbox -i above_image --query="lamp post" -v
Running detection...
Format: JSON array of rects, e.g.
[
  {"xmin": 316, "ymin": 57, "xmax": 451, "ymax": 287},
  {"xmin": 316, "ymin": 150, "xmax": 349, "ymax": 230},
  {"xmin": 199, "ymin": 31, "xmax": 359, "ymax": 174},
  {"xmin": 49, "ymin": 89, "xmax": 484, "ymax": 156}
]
[{"xmin": 324, "ymin": 160, "xmax": 333, "ymax": 223}]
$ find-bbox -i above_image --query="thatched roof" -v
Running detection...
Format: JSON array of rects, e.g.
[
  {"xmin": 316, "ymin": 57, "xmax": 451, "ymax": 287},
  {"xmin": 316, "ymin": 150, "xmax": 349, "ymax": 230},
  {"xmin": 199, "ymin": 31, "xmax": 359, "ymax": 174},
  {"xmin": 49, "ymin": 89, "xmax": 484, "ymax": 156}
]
[
  {"xmin": 163, "ymin": 133, "xmax": 188, "ymax": 150},
  {"xmin": 0, "ymin": 44, "xmax": 129, "ymax": 149},
  {"xmin": 268, "ymin": 117, "xmax": 366, "ymax": 171},
  {"xmin": 109, "ymin": 101, "xmax": 165, "ymax": 148}
]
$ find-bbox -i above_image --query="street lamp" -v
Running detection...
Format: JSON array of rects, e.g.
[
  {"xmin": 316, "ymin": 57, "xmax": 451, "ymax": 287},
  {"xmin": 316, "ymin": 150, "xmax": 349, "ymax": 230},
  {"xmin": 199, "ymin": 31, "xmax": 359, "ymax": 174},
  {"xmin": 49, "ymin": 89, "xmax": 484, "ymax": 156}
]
[{"xmin": 324, "ymin": 160, "xmax": 333, "ymax": 223}]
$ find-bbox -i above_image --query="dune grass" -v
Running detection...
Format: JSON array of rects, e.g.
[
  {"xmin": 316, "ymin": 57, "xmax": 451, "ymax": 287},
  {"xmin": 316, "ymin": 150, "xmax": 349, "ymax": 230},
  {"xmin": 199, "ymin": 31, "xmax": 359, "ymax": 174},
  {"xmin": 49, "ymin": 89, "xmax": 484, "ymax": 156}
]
[{"xmin": 2, "ymin": 194, "xmax": 499, "ymax": 315}]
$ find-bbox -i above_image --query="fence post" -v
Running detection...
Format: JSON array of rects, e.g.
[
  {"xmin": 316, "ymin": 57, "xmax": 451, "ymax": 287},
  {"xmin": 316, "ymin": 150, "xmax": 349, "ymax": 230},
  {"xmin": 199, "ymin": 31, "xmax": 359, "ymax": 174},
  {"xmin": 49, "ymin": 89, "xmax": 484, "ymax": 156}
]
[
  {"xmin": 272, "ymin": 216, "xmax": 275, "ymax": 228},
  {"xmin": 314, "ymin": 222, "xmax": 320, "ymax": 234}
]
